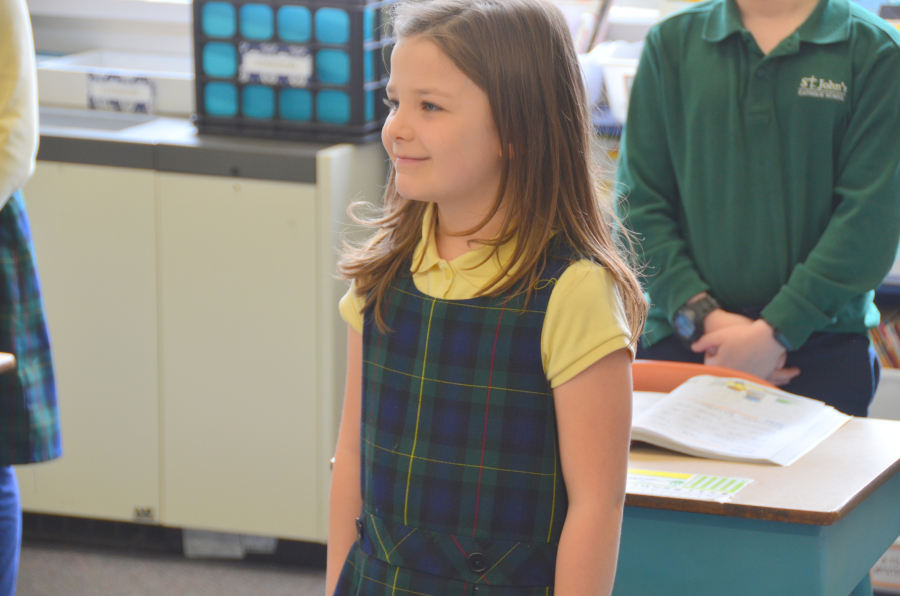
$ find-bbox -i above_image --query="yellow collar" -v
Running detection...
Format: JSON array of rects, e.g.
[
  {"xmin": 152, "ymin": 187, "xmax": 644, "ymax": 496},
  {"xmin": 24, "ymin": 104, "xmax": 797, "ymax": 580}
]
[{"xmin": 411, "ymin": 203, "xmax": 518, "ymax": 291}]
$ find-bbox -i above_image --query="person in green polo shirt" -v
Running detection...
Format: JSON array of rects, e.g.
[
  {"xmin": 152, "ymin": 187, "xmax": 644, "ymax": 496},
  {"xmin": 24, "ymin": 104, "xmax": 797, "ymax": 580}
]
[{"xmin": 619, "ymin": 0, "xmax": 900, "ymax": 422}]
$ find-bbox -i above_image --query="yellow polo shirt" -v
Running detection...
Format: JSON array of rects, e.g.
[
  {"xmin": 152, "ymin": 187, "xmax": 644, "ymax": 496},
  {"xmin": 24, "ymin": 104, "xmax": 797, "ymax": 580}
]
[
  {"xmin": 0, "ymin": 0, "xmax": 39, "ymax": 205},
  {"xmin": 340, "ymin": 205, "xmax": 633, "ymax": 388}
]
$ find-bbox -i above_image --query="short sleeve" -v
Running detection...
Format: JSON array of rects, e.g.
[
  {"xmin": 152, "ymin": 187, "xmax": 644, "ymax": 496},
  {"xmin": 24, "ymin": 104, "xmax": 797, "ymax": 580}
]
[
  {"xmin": 0, "ymin": 0, "xmax": 39, "ymax": 206},
  {"xmin": 542, "ymin": 260, "xmax": 634, "ymax": 388},
  {"xmin": 339, "ymin": 280, "xmax": 365, "ymax": 335}
]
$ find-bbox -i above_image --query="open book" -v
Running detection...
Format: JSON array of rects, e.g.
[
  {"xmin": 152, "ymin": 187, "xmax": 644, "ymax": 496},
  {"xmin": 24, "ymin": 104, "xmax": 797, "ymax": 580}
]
[{"xmin": 632, "ymin": 376, "xmax": 850, "ymax": 466}]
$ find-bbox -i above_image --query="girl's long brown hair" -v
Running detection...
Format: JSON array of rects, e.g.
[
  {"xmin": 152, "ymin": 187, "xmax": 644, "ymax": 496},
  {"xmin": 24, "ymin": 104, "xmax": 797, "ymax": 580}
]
[{"xmin": 339, "ymin": 0, "xmax": 647, "ymax": 343}]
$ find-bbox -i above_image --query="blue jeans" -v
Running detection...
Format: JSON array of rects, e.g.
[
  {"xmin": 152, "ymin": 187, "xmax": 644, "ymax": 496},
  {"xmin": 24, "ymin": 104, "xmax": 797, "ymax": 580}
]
[{"xmin": 0, "ymin": 466, "xmax": 19, "ymax": 596}]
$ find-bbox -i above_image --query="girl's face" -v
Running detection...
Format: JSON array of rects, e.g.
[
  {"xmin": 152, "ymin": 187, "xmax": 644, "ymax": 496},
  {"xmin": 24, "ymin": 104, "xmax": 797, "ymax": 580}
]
[{"xmin": 382, "ymin": 35, "xmax": 504, "ymax": 214}]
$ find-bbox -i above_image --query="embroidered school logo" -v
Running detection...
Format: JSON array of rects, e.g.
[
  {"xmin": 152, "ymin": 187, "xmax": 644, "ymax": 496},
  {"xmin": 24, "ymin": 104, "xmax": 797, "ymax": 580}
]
[{"xmin": 797, "ymin": 75, "xmax": 847, "ymax": 101}]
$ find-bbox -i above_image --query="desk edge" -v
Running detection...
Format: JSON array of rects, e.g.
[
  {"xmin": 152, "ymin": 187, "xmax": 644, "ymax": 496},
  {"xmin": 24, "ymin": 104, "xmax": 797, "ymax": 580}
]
[{"xmin": 624, "ymin": 455, "xmax": 900, "ymax": 526}]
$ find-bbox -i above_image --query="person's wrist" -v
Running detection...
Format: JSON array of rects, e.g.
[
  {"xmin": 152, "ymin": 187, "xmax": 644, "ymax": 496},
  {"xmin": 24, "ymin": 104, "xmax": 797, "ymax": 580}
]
[
  {"xmin": 685, "ymin": 291, "xmax": 709, "ymax": 306},
  {"xmin": 701, "ymin": 307, "xmax": 726, "ymax": 333},
  {"xmin": 754, "ymin": 319, "xmax": 788, "ymax": 354}
]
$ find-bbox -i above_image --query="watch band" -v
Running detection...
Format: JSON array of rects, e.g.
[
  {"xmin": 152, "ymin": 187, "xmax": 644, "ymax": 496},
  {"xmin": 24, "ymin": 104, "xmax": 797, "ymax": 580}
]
[
  {"xmin": 690, "ymin": 295, "xmax": 720, "ymax": 319},
  {"xmin": 674, "ymin": 295, "xmax": 721, "ymax": 346},
  {"xmin": 766, "ymin": 321, "xmax": 793, "ymax": 352}
]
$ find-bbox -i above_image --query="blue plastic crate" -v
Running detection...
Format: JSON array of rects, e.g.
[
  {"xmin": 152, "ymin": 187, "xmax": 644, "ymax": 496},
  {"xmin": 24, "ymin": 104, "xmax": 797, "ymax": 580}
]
[{"xmin": 193, "ymin": 0, "xmax": 395, "ymax": 143}]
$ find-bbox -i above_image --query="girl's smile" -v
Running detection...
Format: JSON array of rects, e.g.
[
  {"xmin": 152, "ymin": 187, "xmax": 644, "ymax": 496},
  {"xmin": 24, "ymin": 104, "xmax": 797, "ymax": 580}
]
[
  {"xmin": 393, "ymin": 155, "xmax": 429, "ymax": 166},
  {"xmin": 381, "ymin": 35, "xmax": 503, "ymax": 218}
]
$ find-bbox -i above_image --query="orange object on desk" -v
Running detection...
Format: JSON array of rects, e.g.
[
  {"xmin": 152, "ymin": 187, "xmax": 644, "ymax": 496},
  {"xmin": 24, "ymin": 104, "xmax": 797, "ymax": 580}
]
[
  {"xmin": 632, "ymin": 359, "xmax": 776, "ymax": 392},
  {"xmin": 0, "ymin": 352, "xmax": 15, "ymax": 374}
]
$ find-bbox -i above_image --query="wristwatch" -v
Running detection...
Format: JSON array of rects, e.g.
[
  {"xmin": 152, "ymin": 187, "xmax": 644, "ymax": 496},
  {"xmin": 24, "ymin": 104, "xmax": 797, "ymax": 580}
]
[
  {"xmin": 673, "ymin": 295, "xmax": 721, "ymax": 346},
  {"xmin": 763, "ymin": 318, "xmax": 793, "ymax": 352}
]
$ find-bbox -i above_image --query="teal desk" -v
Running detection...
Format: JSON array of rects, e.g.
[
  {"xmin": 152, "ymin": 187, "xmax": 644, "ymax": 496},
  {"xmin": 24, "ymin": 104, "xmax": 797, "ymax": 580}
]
[{"xmin": 615, "ymin": 418, "xmax": 900, "ymax": 596}]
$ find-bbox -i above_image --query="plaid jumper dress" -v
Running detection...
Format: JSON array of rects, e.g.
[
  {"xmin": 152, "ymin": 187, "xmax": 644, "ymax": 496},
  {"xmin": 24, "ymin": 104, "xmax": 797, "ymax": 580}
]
[
  {"xmin": 0, "ymin": 191, "xmax": 60, "ymax": 466},
  {"xmin": 335, "ymin": 253, "xmax": 573, "ymax": 596}
]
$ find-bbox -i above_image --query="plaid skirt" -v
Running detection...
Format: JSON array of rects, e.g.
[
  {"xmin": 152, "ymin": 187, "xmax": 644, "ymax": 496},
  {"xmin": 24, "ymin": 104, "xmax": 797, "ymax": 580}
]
[{"xmin": 0, "ymin": 191, "xmax": 60, "ymax": 466}]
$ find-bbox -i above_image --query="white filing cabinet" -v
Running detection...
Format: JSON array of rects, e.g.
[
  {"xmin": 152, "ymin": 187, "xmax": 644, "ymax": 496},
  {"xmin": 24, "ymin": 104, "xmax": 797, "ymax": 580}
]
[
  {"xmin": 157, "ymin": 172, "xmax": 320, "ymax": 539},
  {"xmin": 16, "ymin": 162, "xmax": 161, "ymax": 523},
  {"xmin": 14, "ymin": 142, "xmax": 385, "ymax": 543}
]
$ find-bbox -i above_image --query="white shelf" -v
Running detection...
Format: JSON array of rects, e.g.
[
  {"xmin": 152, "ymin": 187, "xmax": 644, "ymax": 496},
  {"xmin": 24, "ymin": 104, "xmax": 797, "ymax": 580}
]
[
  {"xmin": 872, "ymin": 368, "xmax": 900, "ymax": 420},
  {"xmin": 37, "ymin": 50, "xmax": 194, "ymax": 117},
  {"xmin": 27, "ymin": 0, "xmax": 190, "ymax": 24}
]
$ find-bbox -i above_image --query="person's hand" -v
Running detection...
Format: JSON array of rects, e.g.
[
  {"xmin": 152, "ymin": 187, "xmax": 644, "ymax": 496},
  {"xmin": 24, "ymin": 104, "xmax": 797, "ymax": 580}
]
[
  {"xmin": 767, "ymin": 366, "xmax": 800, "ymax": 386},
  {"xmin": 703, "ymin": 308, "xmax": 753, "ymax": 334},
  {"xmin": 690, "ymin": 319, "xmax": 800, "ymax": 384}
]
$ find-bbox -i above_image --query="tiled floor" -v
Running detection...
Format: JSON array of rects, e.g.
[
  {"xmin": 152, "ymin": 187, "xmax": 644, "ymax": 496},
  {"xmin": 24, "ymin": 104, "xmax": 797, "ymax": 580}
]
[
  {"xmin": 18, "ymin": 541, "xmax": 900, "ymax": 596},
  {"xmin": 16, "ymin": 542, "xmax": 326, "ymax": 596}
]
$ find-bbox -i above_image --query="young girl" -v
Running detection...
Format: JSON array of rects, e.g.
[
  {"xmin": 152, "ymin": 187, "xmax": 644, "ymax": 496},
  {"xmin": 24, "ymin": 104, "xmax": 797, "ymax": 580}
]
[{"xmin": 328, "ymin": 1, "xmax": 647, "ymax": 594}]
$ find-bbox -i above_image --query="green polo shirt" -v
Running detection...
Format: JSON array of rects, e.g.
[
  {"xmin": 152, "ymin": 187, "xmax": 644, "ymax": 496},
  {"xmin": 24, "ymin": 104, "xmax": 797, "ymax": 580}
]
[{"xmin": 618, "ymin": 0, "xmax": 900, "ymax": 350}]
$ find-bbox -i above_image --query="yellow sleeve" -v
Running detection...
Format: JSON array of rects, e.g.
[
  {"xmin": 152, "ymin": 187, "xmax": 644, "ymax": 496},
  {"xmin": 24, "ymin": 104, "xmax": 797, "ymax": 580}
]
[
  {"xmin": 542, "ymin": 260, "xmax": 634, "ymax": 388},
  {"xmin": 0, "ymin": 0, "xmax": 39, "ymax": 206},
  {"xmin": 339, "ymin": 281, "xmax": 366, "ymax": 335}
]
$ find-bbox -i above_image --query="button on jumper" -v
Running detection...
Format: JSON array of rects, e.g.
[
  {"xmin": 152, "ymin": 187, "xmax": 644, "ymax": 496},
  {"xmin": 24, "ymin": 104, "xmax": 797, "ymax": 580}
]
[{"xmin": 467, "ymin": 552, "xmax": 488, "ymax": 573}]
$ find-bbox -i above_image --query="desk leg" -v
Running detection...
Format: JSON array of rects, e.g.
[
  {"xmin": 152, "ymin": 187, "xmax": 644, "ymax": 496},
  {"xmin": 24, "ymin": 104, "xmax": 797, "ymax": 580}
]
[{"xmin": 850, "ymin": 574, "xmax": 872, "ymax": 596}]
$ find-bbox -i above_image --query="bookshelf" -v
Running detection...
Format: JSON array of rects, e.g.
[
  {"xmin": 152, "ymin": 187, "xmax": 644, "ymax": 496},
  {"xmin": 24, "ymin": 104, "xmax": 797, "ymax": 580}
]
[{"xmin": 873, "ymin": 266, "xmax": 900, "ymax": 420}]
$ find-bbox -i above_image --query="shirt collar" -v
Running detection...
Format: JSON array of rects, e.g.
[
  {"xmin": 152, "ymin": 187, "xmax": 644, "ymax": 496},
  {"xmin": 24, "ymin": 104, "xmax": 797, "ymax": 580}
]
[
  {"xmin": 412, "ymin": 203, "xmax": 442, "ymax": 272},
  {"xmin": 411, "ymin": 203, "xmax": 518, "ymax": 286},
  {"xmin": 702, "ymin": 0, "xmax": 745, "ymax": 43},
  {"xmin": 796, "ymin": 0, "xmax": 850, "ymax": 45},
  {"xmin": 703, "ymin": 0, "xmax": 850, "ymax": 46}
]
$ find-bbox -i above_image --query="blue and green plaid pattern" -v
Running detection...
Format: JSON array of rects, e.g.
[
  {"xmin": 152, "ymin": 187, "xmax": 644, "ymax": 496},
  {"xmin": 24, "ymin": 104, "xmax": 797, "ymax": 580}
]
[
  {"xmin": 0, "ymin": 191, "xmax": 60, "ymax": 466},
  {"xmin": 336, "ymin": 251, "xmax": 573, "ymax": 595},
  {"xmin": 358, "ymin": 513, "xmax": 557, "ymax": 587},
  {"xmin": 337, "ymin": 543, "xmax": 555, "ymax": 596}
]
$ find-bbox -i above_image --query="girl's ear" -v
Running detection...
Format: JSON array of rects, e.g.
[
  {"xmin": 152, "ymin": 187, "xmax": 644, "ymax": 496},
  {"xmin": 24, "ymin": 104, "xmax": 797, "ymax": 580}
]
[{"xmin": 502, "ymin": 144, "xmax": 515, "ymax": 158}]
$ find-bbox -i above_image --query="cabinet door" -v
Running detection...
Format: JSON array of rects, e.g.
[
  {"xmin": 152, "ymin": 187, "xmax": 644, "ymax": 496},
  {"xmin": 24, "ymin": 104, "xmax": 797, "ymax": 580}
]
[
  {"xmin": 15, "ymin": 161, "xmax": 160, "ymax": 523},
  {"xmin": 157, "ymin": 173, "xmax": 319, "ymax": 540}
]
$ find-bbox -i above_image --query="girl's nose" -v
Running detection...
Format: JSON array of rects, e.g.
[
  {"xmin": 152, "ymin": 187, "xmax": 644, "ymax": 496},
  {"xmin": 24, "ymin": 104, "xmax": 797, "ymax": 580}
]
[{"xmin": 384, "ymin": 107, "xmax": 412, "ymax": 141}]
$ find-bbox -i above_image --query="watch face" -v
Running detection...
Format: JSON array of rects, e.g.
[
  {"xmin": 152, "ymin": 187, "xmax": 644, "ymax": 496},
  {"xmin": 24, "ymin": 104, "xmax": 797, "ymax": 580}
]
[{"xmin": 674, "ymin": 312, "xmax": 695, "ymax": 339}]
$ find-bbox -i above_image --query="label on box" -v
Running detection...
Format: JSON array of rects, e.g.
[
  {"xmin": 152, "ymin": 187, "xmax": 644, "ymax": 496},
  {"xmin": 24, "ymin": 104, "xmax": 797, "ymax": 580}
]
[
  {"xmin": 873, "ymin": 540, "xmax": 900, "ymax": 594},
  {"xmin": 239, "ymin": 42, "xmax": 312, "ymax": 87},
  {"xmin": 87, "ymin": 74, "xmax": 155, "ymax": 114}
]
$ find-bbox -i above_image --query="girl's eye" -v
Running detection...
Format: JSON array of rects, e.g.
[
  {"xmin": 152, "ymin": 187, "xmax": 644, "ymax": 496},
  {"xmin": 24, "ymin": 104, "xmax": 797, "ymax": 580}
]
[
  {"xmin": 423, "ymin": 102, "xmax": 441, "ymax": 112},
  {"xmin": 383, "ymin": 98, "xmax": 398, "ymax": 111}
]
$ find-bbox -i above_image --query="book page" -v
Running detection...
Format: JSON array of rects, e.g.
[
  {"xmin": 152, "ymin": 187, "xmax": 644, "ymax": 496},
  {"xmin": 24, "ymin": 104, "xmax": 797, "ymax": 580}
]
[
  {"xmin": 632, "ymin": 376, "xmax": 850, "ymax": 465},
  {"xmin": 632, "ymin": 391, "xmax": 667, "ymax": 424},
  {"xmin": 768, "ymin": 406, "xmax": 849, "ymax": 465}
]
